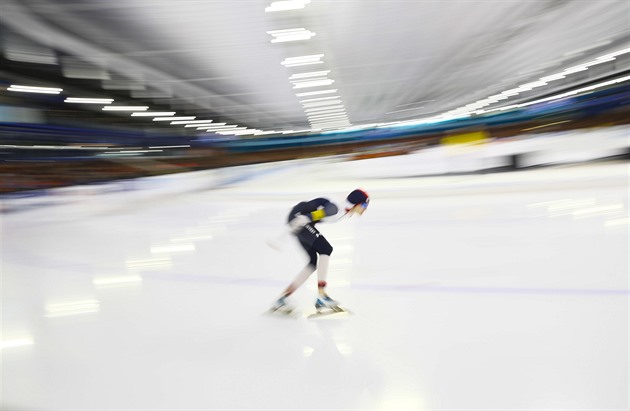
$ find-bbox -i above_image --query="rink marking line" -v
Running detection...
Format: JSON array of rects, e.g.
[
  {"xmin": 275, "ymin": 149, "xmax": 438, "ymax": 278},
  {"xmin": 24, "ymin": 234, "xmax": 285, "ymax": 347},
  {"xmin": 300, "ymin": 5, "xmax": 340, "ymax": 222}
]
[{"xmin": 142, "ymin": 273, "xmax": 629, "ymax": 296}]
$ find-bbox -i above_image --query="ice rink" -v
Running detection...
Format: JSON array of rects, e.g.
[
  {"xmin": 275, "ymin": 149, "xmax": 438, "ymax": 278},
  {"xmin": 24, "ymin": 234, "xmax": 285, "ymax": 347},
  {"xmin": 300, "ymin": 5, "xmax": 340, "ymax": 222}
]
[{"xmin": 2, "ymin": 157, "xmax": 629, "ymax": 410}]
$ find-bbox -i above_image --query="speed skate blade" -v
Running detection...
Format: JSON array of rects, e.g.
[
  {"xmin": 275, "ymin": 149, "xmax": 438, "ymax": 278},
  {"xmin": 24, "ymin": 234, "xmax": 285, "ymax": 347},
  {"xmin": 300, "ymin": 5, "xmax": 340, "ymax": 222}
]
[
  {"xmin": 307, "ymin": 307, "xmax": 352, "ymax": 320},
  {"xmin": 266, "ymin": 307, "xmax": 299, "ymax": 319}
]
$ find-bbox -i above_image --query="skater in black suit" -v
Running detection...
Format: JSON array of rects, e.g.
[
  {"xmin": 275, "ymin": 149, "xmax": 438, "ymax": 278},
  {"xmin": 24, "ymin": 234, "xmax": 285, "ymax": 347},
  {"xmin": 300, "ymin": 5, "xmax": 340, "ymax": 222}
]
[{"xmin": 271, "ymin": 189, "xmax": 370, "ymax": 312}]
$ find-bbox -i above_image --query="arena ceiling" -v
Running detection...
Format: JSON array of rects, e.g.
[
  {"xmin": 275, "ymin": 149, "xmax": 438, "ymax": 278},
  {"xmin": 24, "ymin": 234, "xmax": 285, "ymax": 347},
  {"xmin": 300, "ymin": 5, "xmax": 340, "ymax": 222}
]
[{"xmin": 1, "ymin": 0, "xmax": 629, "ymax": 136}]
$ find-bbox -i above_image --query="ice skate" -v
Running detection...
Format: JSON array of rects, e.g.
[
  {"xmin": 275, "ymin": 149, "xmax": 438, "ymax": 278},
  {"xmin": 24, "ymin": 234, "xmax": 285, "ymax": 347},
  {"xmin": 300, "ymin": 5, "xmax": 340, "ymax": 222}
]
[
  {"xmin": 309, "ymin": 295, "xmax": 350, "ymax": 319},
  {"xmin": 315, "ymin": 295, "xmax": 338, "ymax": 309},
  {"xmin": 268, "ymin": 297, "xmax": 296, "ymax": 317},
  {"xmin": 315, "ymin": 295, "xmax": 343, "ymax": 312}
]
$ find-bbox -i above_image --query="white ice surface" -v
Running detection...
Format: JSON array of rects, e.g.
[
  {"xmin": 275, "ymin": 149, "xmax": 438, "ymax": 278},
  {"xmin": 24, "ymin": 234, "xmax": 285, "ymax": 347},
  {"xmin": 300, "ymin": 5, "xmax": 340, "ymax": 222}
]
[{"xmin": 2, "ymin": 159, "xmax": 628, "ymax": 410}]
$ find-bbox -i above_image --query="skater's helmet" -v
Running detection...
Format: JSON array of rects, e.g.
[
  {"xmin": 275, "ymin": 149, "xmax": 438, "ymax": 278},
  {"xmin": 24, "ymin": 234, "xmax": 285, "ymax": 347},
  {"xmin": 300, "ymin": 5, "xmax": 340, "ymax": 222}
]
[{"xmin": 346, "ymin": 188, "xmax": 370, "ymax": 212}]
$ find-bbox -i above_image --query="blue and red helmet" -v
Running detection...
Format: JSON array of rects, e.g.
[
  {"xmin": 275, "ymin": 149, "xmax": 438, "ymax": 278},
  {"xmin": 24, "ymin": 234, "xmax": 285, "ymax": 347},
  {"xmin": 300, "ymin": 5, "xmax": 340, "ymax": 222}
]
[{"xmin": 347, "ymin": 189, "xmax": 369, "ymax": 207}]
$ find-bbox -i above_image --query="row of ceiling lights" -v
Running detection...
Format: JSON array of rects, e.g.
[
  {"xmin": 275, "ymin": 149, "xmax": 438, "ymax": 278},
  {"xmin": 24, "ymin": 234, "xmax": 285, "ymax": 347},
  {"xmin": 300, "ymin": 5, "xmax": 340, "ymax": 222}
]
[
  {"xmin": 444, "ymin": 47, "xmax": 630, "ymax": 118},
  {"xmin": 5, "ymin": 85, "xmax": 285, "ymax": 137},
  {"xmin": 5, "ymin": 80, "xmax": 348, "ymax": 137},
  {"xmin": 266, "ymin": 0, "xmax": 351, "ymax": 131},
  {"xmin": 325, "ymin": 46, "xmax": 630, "ymax": 134}
]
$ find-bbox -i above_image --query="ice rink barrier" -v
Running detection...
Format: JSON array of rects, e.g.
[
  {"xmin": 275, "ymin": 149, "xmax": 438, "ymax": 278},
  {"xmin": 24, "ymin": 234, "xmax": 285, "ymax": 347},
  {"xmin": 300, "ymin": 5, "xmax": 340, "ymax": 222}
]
[{"xmin": 1, "ymin": 126, "xmax": 627, "ymax": 213}]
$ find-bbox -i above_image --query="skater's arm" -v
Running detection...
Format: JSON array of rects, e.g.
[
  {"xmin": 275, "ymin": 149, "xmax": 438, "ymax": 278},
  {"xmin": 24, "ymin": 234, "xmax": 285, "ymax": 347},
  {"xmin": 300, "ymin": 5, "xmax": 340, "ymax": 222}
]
[
  {"xmin": 286, "ymin": 198, "xmax": 341, "ymax": 234},
  {"xmin": 289, "ymin": 199, "xmax": 338, "ymax": 227},
  {"xmin": 310, "ymin": 202, "xmax": 338, "ymax": 222}
]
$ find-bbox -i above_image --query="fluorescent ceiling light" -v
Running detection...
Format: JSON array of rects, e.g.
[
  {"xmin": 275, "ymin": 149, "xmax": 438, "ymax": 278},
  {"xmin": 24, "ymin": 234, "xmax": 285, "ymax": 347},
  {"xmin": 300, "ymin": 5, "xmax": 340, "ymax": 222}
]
[
  {"xmin": 290, "ymin": 71, "xmax": 330, "ymax": 80},
  {"xmin": 302, "ymin": 100, "xmax": 343, "ymax": 110},
  {"xmin": 189, "ymin": 123, "xmax": 226, "ymax": 128},
  {"xmin": 307, "ymin": 112, "xmax": 348, "ymax": 119},
  {"xmin": 268, "ymin": 28, "xmax": 316, "ymax": 43},
  {"xmin": 299, "ymin": 96, "xmax": 339, "ymax": 103},
  {"xmin": 198, "ymin": 125, "xmax": 240, "ymax": 130},
  {"xmin": 563, "ymin": 65, "xmax": 588, "ymax": 74},
  {"xmin": 308, "ymin": 114, "xmax": 348, "ymax": 121},
  {"xmin": 65, "ymin": 97, "xmax": 113, "ymax": 104},
  {"xmin": 305, "ymin": 108, "xmax": 346, "ymax": 116},
  {"xmin": 597, "ymin": 47, "xmax": 630, "ymax": 60},
  {"xmin": 208, "ymin": 127, "xmax": 247, "ymax": 133},
  {"xmin": 153, "ymin": 116, "xmax": 195, "ymax": 121},
  {"xmin": 283, "ymin": 61, "xmax": 324, "ymax": 67},
  {"xmin": 184, "ymin": 123, "xmax": 215, "ymax": 128},
  {"xmin": 519, "ymin": 75, "xmax": 630, "ymax": 107},
  {"xmin": 268, "ymin": 28, "xmax": 309, "ymax": 35},
  {"xmin": 102, "ymin": 106, "xmax": 148, "ymax": 111},
  {"xmin": 313, "ymin": 118, "xmax": 350, "ymax": 123},
  {"xmin": 280, "ymin": 128, "xmax": 312, "ymax": 134},
  {"xmin": 437, "ymin": 47, "xmax": 630, "ymax": 123},
  {"xmin": 295, "ymin": 89, "xmax": 337, "ymax": 97},
  {"xmin": 194, "ymin": 123, "xmax": 232, "ymax": 129},
  {"xmin": 131, "ymin": 112, "xmax": 176, "ymax": 117},
  {"xmin": 302, "ymin": 99, "xmax": 342, "ymax": 108},
  {"xmin": 290, "ymin": 77, "xmax": 329, "ymax": 84},
  {"xmin": 304, "ymin": 105, "xmax": 345, "ymax": 113},
  {"xmin": 174, "ymin": 120, "xmax": 216, "ymax": 125},
  {"xmin": 306, "ymin": 111, "xmax": 347, "ymax": 118},
  {"xmin": 218, "ymin": 129, "xmax": 261, "ymax": 136},
  {"xmin": 484, "ymin": 75, "xmax": 630, "ymax": 114},
  {"xmin": 282, "ymin": 54, "xmax": 323, "ymax": 63},
  {"xmin": 592, "ymin": 56, "xmax": 616, "ymax": 63},
  {"xmin": 293, "ymin": 79, "xmax": 334, "ymax": 89},
  {"xmin": 8, "ymin": 85, "xmax": 62, "ymax": 94},
  {"xmin": 281, "ymin": 54, "xmax": 324, "ymax": 67},
  {"xmin": 306, "ymin": 111, "xmax": 347, "ymax": 120},
  {"xmin": 310, "ymin": 118, "xmax": 350, "ymax": 125},
  {"xmin": 210, "ymin": 126, "xmax": 245, "ymax": 131},
  {"xmin": 307, "ymin": 110, "xmax": 347, "ymax": 116},
  {"xmin": 539, "ymin": 74, "xmax": 566, "ymax": 82},
  {"xmin": 487, "ymin": 95, "xmax": 508, "ymax": 101},
  {"xmin": 265, "ymin": 0, "xmax": 310, "ymax": 12},
  {"xmin": 334, "ymin": 124, "xmax": 376, "ymax": 133},
  {"xmin": 519, "ymin": 81, "xmax": 547, "ymax": 88}
]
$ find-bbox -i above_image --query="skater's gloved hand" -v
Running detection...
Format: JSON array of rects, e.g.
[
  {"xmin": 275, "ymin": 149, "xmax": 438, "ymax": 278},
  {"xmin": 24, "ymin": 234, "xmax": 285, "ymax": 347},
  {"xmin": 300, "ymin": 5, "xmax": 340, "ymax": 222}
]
[{"xmin": 288, "ymin": 214, "xmax": 311, "ymax": 233}]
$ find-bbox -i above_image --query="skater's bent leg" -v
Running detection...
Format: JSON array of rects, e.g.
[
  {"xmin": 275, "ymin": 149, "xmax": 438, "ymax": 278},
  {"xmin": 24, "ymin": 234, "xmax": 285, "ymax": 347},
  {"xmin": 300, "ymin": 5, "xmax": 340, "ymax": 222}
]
[
  {"xmin": 317, "ymin": 255, "xmax": 330, "ymax": 292},
  {"xmin": 312, "ymin": 235, "xmax": 333, "ymax": 256},
  {"xmin": 281, "ymin": 247, "xmax": 318, "ymax": 297},
  {"xmin": 281, "ymin": 264, "xmax": 315, "ymax": 297},
  {"xmin": 312, "ymin": 236, "xmax": 333, "ymax": 294},
  {"xmin": 280, "ymin": 229, "xmax": 331, "ymax": 298}
]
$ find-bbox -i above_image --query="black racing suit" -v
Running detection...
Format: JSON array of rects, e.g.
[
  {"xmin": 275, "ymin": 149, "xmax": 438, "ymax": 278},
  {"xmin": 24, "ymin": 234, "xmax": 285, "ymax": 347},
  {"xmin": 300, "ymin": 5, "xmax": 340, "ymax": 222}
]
[{"xmin": 287, "ymin": 198, "xmax": 338, "ymax": 267}]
